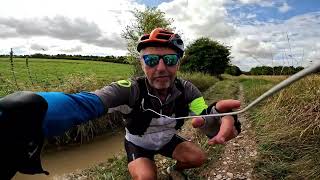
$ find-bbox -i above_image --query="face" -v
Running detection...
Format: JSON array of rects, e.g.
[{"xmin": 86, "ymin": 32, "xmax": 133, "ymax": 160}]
[{"xmin": 140, "ymin": 47, "xmax": 180, "ymax": 90}]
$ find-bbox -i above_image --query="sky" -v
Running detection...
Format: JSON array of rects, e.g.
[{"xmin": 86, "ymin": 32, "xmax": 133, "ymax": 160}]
[{"xmin": 0, "ymin": 0, "xmax": 319, "ymax": 71}]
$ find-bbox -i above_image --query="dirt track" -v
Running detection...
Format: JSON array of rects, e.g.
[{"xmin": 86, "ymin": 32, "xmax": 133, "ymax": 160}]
[{"xmin": 202, "ymin": 85, "xmax": 258, "ymax": 180}]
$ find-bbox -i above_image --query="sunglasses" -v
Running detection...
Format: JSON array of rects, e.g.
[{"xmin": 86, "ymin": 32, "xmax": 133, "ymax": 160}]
[{"xmin": 142, "ymin": 54, "xmax": 180, "ymax": 67}]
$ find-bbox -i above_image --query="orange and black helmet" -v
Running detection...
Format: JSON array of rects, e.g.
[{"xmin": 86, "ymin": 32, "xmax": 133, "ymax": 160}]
[{"xmin": 137, "ymin": 28, "xmax": 184, "ymax": 57}]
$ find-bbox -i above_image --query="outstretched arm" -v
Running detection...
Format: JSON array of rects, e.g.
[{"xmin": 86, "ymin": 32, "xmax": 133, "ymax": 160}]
[
  {"xmin": 38, "ymin": 91, "xmax": 105, "ymax": 137},
  {"xmin": 0, "ymin": 91, "xmax": 105, "ymax": 178},
  {"xmin": 0, "ymin": 79, "xmax": 137, "ymax": 178}
]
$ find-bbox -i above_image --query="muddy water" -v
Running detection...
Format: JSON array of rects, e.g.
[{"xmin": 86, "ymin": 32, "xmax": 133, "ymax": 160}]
[{"xmin": 14, "ymin": 131, "xmax": 125, "ymax": 180}]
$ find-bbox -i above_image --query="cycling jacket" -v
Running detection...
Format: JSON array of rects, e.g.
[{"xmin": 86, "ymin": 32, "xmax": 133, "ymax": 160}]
[{"xmin": 94, "ymin": 77, "xmax": 210, "ymax": 150}]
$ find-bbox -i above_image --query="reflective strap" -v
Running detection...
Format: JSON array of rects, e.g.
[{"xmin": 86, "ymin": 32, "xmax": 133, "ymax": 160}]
[{"xmin": 189, "ymin": 97, "xmax": 208, "ymax": 115}]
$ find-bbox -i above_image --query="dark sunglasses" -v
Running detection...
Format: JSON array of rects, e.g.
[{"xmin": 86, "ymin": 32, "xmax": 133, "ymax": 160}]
[{"xmin": 142, "ymin": 54, "xmax": 180, "ymax": 67}]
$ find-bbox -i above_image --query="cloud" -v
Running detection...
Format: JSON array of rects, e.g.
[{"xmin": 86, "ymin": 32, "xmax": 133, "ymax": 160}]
[
  {"xmin": 230, "ymin": 12, "xmax": 320, "ymax": 70},
  {"xmin": 157, "ymin": 0, "xmax": 319, "ymax": 71},
  {"xmin": 233, "ymin": 37, "xmax": 275, "ymax": 59},
  {"xmin": 0, "ymin": 0, "xmax": 318, "ymax": 71},
  {"xmin": 278, "ymin": 2, "xmax": 292, "ymax": 13},
  {"xmin": 237, "ymin": 0, "xmax": 275, "ymax": 7},
  {"xmin": 60, "ymin": 45, "xmax": 82, "ymax": 53},
  {"xmin": 0, "ymin": 24, "xmax": 18, "ymax": 38},
  {"xmin": 30, "ymin": 43, "xmax": 49, "ymax": 51},
  {"xmin": 0, "ymin": 16, "xmax": 126, "ymax": 50},
  {"xmin": 159, "ymin": 0, "xmax": 237, "ymax": 43},
  {"xmin": 246, "ymin": 13, "xmax": 257, "ymax": 19}
]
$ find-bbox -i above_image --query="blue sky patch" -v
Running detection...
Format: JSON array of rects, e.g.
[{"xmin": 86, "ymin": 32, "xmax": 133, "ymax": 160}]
[{"xmin": 227, "ymin": 0, "xmax": 320, "ymax": 25}]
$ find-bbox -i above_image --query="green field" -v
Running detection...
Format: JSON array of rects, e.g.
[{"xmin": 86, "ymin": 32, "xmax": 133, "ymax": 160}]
[{"xmin": 0, "ymin": 58, "xmax": 133, "ymax": 96}]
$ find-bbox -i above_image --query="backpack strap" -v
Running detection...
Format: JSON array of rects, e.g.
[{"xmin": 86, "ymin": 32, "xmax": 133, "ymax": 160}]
[
  {"xmin": 125, "ymin": 77, "xmax": 155, "ymax": 135},
  {"xmin": 174, "ymin": 79, "xmax": 189, "ymax": 130}
]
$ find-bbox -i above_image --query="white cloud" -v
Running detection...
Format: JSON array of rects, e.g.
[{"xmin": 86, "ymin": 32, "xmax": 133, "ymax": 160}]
[
  {"xmin": 158, "ymin": 0, "xmax": 237, "ymax": 44},
  {"xmin": 0, "ymin": 0, "xmax": 318, "ymax": 71},
  {"xmin": 30, "ymin": 43, "xmax": 49, "ymax": 51},
  {"xmin": 278, "ymin": 2, "xmax": 292, "ymax": 13},
  {"xmin": 158, "ymin": 0, "xmax": 319, "ymax": 71},
  {"xmin": 247, "ymin": 13, "xmax": 257, "ymax": 19},
  {"xmin": 0, "ymin": 0, "xmax": 144, "ymax": 55},
  {"xmin": 237, "ymin": 0, "xmax": 275, "ymax": 7},
  {"xmin": 231, "ymin": 12, "xmax": 320, "ymax": 70},
  {"xmin": 60, "ymin": 45, "xmax": 82, "ymax": 53}
]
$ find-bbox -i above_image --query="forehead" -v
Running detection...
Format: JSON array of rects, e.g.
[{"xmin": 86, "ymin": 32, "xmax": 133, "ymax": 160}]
[{"xmin": 142, "ymin": 47, "xmax": 177, "ymax": 55}]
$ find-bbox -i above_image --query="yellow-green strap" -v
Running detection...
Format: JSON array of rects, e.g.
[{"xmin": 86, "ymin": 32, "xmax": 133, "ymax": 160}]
[{"xmin": 189, "ymin": 97, "xmax": 208, "ymax": 115}]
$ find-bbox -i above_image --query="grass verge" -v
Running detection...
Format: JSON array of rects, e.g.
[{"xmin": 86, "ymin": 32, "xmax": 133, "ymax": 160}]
[{"xmin": 241, "ymin": 75, "xmax": 320, "ymax": 179}]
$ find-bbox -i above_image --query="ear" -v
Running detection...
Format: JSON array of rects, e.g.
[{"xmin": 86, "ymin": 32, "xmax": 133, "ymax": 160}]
[
  {"xmin": 140, "ymin": 59, "xmax": 146, "ymax": 69},
  {"xmin": 140, "ymin": 59, "xmax": 147, "ymax": 75}
]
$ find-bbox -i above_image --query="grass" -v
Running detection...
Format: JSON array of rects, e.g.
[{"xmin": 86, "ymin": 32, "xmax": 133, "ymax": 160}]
[
  {"xmin": 179, "ymin": 72, "xmax": 219, "ymax": 92},
  {"xmin": 0, "ymin": 58, "xmax": 132, "ymax": 96},
  {"xmin": 241, "ymin": 75, "xmax": 320, "ymax": 179}
]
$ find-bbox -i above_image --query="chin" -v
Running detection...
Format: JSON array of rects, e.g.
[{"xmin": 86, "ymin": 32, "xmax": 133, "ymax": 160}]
[{"xmin": 153, "ymin": 82, "xmax": 170, "ymax": 90}]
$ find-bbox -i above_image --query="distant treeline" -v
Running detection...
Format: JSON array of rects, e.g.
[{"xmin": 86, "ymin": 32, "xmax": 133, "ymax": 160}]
[
  {"xmin": 249, "ymin": 66, "xmax": 304, "ymax": 75},
  {"xmin": 0, "ymin": 54, "xmax": 129, "ymax": 64}
]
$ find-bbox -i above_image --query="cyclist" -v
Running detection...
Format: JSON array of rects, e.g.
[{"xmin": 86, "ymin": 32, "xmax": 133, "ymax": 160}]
[{"xmin": 0, "ymin": 28, "xmax": 241, "ymax": 180}]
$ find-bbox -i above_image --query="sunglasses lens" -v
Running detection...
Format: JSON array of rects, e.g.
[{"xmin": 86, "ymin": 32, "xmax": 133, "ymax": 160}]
[
  {"xmin": 143, "ymin": 54, "xmax": 179, "ymax": 67},
  {"xmin": 143, "ymin": 55, "xmax": 159, "ymax": 67},
  {"xmin": 163, "ymin": 54, "xmax": 179, "ymax": 66}
]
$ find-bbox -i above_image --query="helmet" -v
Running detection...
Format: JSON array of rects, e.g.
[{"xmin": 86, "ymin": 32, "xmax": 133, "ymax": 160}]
[{"xmin": 137, "ymin": 28, "xmax": 184, "ymax": 57}]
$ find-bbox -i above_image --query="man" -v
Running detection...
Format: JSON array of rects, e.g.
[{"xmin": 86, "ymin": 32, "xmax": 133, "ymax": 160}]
[{"xmin": 0, "ymin": 28, "xmax": 241, "ymax": 180}]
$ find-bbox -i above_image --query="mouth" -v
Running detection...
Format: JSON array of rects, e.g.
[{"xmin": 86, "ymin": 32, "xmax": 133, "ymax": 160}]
[{"xmin": 154, "ymin": 76, "xmax": 170, "ymax": 81}]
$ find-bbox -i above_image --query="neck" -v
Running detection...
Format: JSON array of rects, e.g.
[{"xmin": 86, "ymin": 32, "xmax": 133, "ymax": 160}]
[{"xmin": 154, "ymin": 88, "xmax": 169, "ymax": 102}]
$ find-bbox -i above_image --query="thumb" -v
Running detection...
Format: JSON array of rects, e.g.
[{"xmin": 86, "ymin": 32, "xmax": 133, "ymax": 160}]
[{"xmin": 191, "ymin": 117, "xmax": 205, "ymax": 128}]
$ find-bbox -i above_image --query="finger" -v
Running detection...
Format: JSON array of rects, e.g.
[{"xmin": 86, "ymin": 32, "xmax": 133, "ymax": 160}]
[
  {"xmin": 216, "ymin": 99, "xmax": 241, "ymax": 112},
  {"xmin": 191, "ymin": 117, "xmax": 205, "ymax": 128},
  {"xmin": 208, "ymin": 116, "xmax": 234, "ymax": 144},
  {"xmin": 208, "ymin": 136, "xmax": 225, "ymax": 145}
]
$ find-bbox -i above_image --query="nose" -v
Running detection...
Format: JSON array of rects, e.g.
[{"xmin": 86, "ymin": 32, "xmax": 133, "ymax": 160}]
[{"xmin": 156, "ymin": 58, "xmax": 166, "ymax": 71}]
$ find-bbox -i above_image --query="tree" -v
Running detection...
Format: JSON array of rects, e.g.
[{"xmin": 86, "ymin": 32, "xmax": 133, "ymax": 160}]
[
  {"xmin": 249, "ymin": 66, "xmax": 304, "ymax": 75},
  {"xmin": 180, "ymin": 37, "xmax": 231, "ymax": 78},
  {"xmin": 225, "ymin": 65, "xmax": 242, "ymax": 76},
  {"xmin": 121, "ymin": 7, "xmax": 174, "ymax": 76}
]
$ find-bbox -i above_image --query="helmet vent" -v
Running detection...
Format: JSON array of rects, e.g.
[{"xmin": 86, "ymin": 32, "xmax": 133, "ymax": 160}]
[
  {"xmin": 140, "ymin": 34, "xmax": 149, "ymax": 41},
  {"xmin": 176, "ymin": 39, "xmax": 183, "ymax": 45},
  {"xmin": 160, "ymin": 30, "xmax": 173, "ymax": 34},
  {"xmin": 156, "ymin": 33, "xmax": 171, "ymax": 40}
]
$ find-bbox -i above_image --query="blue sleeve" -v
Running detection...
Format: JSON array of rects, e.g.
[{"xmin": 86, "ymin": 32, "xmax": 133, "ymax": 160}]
[{"xmin": 36, "ymin": 92, "xmax": 105, "ymax": 138}]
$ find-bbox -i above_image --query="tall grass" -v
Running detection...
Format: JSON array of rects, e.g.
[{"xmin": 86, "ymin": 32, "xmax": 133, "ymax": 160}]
[
  {"xmin": 241, "ymin": 75, "xmax": 320, "ymax": 179},
  {"xmin": 179, "ymin": 72, "xmax": 219, "ymax": 92}
]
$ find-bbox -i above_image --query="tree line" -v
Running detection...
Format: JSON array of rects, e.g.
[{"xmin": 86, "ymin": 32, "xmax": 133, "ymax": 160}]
[
  {"xmin": 0, "ymin": 54, "xmax": 129, "ymax": 64},
  {"xmin": 248, "ymin": 66, "xmax": 304, "ymax": 75}
]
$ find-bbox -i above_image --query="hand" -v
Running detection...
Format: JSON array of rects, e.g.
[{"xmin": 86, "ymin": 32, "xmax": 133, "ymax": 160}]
[{"xmin": 192, "ymin": 99, "xmax": 240, "ymax": 145}]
